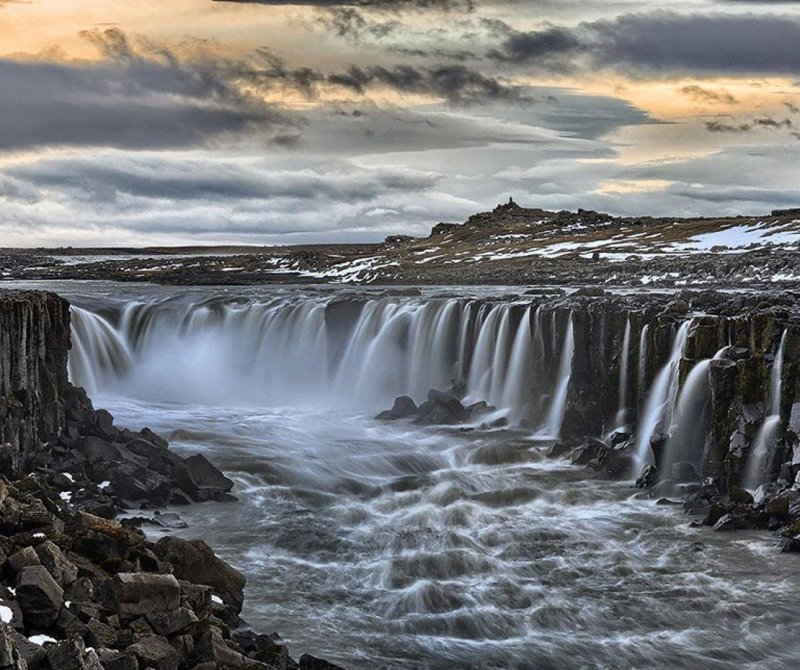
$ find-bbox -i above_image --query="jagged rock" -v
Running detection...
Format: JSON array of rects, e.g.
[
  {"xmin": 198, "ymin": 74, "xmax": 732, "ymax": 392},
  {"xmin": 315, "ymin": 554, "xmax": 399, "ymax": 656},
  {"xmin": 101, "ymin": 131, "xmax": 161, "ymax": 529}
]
[
  {"xmin": 173, "ymin": 455, "xmax": 234, "ymax": 502},
  {"xmin": 35, "ymin": 541, "xmax": 77, "ymax": 588},
  {"xmin": 101, "ymin": 574, "xmax": 180, "ymax": 621},
  {"xmin": 153, "ymin": 538, "xmax": 245, "ymax": 612},
  {"xmin": 85, "ymin": 619, "xmax": 117, "ymax": 649},
  {"xmin": 16, "ymin": 566, "xmax": 64, "ymax": 629},
  {"xmin": 635, "ymin": 465, "xmax": 658, "ymax": 489},
  {"xmin": 728, "ymin": 487, "xmax": 753, "ymax": 505},
  {"xmin": 127, "ymin": 635, "xmax": 181, "ymax": 670},
  {"xmin": 194, "ymin": 628, "xmax": 266, "ymax": 669},
  {"xmin": 0, "ymin": 623, "xmax": 28, "ymax": 670},
  {"xmin": 412, "ymin": 390, "xmax": 469, "ymax": 426},
  {"xmin": 570, "ymin": 438, "xmax": 606, "ymax": 466},
  {"xmin": 299, "ymin": 654, "xmax": 346, "ymax": 670},
  {"xmin": 45, "ymin": 639, "xmax": 103, "ymax": 670},
  {"xmin": 7, "ymin": 548, "xmax": 41, "ymax": 576},
  {"xmin": 145, "ymin": 607, "xmax": 197, "ymax": 637},
  {"xmin": 375, "ymin": 396, "xmax": 417, "ymax": 421},
  {"xmin": 713, "ymin": 513, "xmax": 744, "ymax": 532},
  {"xmin": 235, "ymin": 631, "xmax": 293, "ymax": 670},
  {"xmin": 94, "ymin": 650, "xmax": 137, "ymax": 670}
]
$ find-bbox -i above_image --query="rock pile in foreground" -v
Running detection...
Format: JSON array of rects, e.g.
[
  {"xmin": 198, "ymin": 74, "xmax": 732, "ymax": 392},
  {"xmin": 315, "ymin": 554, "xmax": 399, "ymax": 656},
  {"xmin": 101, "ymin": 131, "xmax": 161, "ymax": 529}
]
[{"xmin": 0, "ymin": 473, "xmax": 344, "ymax": 669}]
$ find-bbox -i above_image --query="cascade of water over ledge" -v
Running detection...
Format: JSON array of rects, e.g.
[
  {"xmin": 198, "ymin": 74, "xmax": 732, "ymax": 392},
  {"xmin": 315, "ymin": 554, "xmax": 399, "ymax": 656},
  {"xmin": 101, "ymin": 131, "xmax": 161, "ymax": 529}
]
[{"xmin": 743, "ymin": 329, "xmax": 789, "ymax": 491}]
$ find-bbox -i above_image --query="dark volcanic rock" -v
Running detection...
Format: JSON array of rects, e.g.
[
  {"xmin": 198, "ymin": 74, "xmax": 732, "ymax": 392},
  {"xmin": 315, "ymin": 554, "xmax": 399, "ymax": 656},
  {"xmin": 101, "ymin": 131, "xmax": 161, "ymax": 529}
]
[
  {"xmin": 375, "ymin": 395, "xmax": 418, "ymax": 420},
  {"xmin": 153, "ymin": 537, "xmax": 246, "ymax": 612}
]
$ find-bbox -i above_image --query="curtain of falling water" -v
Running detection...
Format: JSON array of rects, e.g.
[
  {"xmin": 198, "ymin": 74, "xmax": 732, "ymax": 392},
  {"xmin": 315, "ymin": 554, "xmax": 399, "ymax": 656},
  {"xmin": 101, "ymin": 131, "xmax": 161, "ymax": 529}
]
[{"xmin": 70, "ymin": 297, "xmax": 564, "ymax": 426}]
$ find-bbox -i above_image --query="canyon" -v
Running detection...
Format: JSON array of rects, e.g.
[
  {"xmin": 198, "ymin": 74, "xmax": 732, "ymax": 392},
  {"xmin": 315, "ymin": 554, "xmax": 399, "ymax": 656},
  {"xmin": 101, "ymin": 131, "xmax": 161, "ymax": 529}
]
[{"xmin": 1, "ymin": 204, "xmax": 800, "ymax": 669}]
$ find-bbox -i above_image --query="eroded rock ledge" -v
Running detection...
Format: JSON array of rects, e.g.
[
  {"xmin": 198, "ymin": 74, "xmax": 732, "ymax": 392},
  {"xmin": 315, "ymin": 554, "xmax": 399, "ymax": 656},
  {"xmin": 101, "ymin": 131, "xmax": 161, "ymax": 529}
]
[{"xmin": 0, "ymin": 291, "xmax": 345, "ymax": 668}]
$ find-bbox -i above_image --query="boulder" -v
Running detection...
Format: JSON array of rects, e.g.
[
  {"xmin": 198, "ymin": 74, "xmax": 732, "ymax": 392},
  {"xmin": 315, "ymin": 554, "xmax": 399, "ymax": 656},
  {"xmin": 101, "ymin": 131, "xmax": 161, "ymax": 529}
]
[
  {"xmin": 173, "ymin": 455, "xmax": 234, "ymax": 502},
  {"xmin": 194, "ymin": 628, "xmax": 266, "ymax": 669},
  {"xmin": 127, "ymin": 635, "xmax": 181, "ymax": 670},
  {"xmin": 102, "ymin": 573, "xmax": 180, "ymax": 620},
  {"xmin": 375, "ymin": 396, "xmax": 417, "ymax": 421},
  {"xmin": 7, "ymin": 547, "xmax": 41, "ymax": 576},
  {"xmin": 16, "ymin": 565, "xmax": 64, "ymax": 630},
  {"xmin": 153, "ymin": 538, "xmax": 245, "ymax": 612},
  {"xmin": 299, "ymin": 654, "xmax": 346, "ymax": 670},
  {"xmin": 35, "ymin": 541, "xmax": 77, "ymax": 588},
  {"xmin": 45, "ymin": 638, "xmax": 103, "ymax": 670},
  {"xmin": 146, "ymin": 607, "xmax": 197, "ymax": 637}
]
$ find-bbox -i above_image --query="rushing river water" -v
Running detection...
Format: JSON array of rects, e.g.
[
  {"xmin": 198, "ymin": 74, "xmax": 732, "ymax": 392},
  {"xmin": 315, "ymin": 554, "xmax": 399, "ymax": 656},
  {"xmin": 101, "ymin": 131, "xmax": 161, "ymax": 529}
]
[{"xmin": 15, "ymin": 281, "xmax": 800, "ymax": 669}]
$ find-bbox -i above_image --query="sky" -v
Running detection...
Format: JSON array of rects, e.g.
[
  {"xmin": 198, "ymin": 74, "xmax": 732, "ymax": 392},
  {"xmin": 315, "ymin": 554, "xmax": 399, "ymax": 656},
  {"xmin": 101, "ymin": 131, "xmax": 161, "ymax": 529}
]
[{"xmin": 2, "ymin": 0, "xmax": 800, "ymax": 246}]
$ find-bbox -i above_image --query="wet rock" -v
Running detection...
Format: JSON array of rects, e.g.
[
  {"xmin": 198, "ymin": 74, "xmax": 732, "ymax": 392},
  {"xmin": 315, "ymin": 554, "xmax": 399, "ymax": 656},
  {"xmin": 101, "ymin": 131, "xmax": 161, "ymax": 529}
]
[
  {"xmin": 299, "ymin": 654, "xmax": 346, "ymax": 670},
  {"xmin": 153, "ymin": 538, "xmax": 245, "ymax": 612},
  {"xmin": 570, "ymin": 438, "xmax": 606, "ymax": 466},
  {"xmin": 714, "ymin": 514, "xmax": 746, "ymax": 531},
  {"xmin": 235, "ymin": 631, "xmax": 293, "ymax": 670},
  {"xmin": 375, "ymin": 396, "xmax": 417, "ymax": 421},
  {"xmin": 728, "ymin": 487, "xmax": 753, "ymax": 506},
  {"xmin": 173, "ymin": 455, "xmax": 235, "ymax": 503},
  {"xmin": 414, "ymin": 392, "xmax": 468, "ymax": 426},
  {"xmin": 194, "ymin": 628, "xmax": 265, "ymax": 669},
  {"xmin": 635, "ymin": 465, "xmax": 658, "ymax": 490}
]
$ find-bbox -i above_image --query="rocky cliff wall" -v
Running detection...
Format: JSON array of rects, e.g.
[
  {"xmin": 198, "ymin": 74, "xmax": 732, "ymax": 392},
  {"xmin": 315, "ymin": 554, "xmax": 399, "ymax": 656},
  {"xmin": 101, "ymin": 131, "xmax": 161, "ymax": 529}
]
[
  {"xmin": 0, "ymin": 291, "xmax": 71, "ymax": 473},
  {"xmin": 339, "ymin": 290, "xmax": 800, "ymax": 491}
]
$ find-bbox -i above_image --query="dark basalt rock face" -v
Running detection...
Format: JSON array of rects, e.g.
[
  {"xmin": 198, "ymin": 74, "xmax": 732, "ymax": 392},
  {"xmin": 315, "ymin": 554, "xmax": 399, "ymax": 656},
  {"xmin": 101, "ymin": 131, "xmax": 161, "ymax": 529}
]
[{"xmin": 0, "ymin": 291, "xmax": 71, "ymax": 474}]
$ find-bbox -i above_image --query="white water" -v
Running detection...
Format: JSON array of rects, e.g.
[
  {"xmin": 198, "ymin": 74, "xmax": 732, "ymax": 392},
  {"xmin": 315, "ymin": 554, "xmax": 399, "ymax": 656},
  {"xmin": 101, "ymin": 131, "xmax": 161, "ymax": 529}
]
[
  {"xmin": 663, "ymin": 359, "xmax": 712, "ymax": 478},
  {"xmin": 615, "ymin": 317, "xmax": 632, "ymax": 429},
  {"xmin": 70, "ymin": 297, "xmax": 559, "ymax": 426},
  {"xmin": 633, "ymin": 322, "xmax": 691, "ymax": 474},
  {"xmin": 638, "ymin": 323, "xmax": 649, "ymax": 407},
  {"xmin": 743, "ymin": 330, "xmax": 788, "ymax": 490},
  {"xmin": 49, "ymin": 283, "xmax": 800, "ymax": 669},
  {"xmin": 540, "ymin": 313, "xmax": 575, "ymax": 439}
]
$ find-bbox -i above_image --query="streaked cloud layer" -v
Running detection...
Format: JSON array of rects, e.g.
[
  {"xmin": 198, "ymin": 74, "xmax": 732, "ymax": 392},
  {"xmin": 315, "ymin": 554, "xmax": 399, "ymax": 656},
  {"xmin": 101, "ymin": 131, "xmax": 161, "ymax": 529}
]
[{"xmin": 1, "ymin": 0, "xmax": 800, "ymax": 245}]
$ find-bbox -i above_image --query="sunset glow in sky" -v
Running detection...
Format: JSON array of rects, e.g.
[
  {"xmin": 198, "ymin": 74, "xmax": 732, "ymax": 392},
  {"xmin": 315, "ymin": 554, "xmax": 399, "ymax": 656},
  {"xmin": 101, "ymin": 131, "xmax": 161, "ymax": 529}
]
[{"xmin": 2, "ymin": 0, "xmax": 800, "ymax": 245}]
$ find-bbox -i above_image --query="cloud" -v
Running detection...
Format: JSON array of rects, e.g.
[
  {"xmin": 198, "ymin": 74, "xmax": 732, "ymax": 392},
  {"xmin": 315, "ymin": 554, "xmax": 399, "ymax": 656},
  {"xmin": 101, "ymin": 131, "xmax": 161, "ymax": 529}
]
[
  {"xmin": 213, "ymin": 0, "xmax": 475, "ymax": 10},
  {"xmin": 249, "ymin": 49, "xmax": 523, "ymax": 103},
  {"xmin": 487, "ymin": 12, "xmax": 800, "ymax": 77},
  {"xmin": 680, "ymin": 85, "xmax": 738, "ymax": 105},
  {"xmin": 0, "ymin": 29, "xmax": 295, "ymax": 151},
  {"xmin": 705, "ymin": 116, "xmax": 793, "ymax": 132}
]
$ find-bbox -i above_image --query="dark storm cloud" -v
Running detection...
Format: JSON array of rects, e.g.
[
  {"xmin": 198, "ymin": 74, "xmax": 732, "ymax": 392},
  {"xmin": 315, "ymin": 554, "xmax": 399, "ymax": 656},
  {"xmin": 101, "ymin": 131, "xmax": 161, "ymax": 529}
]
[
  {"xmin": 3, "ymin": 155, "xmax": 440, "ymax": 204},
  {"xmin": 250, "ymin": 49, "xmax": 523, "ymax": 103},
  {"xmin": 0, "ymin": 29, "xmax": 294, "ymax": 151},
  {"xmin": 487, "ymin": 12, "xmax": 800, "ymax": 77}
]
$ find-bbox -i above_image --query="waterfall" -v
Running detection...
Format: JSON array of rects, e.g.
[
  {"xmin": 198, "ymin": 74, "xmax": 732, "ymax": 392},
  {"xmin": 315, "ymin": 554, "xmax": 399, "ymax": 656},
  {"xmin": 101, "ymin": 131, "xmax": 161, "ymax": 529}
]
[
  {"xmin": 68, "ymin": 307, "xmax": 133, "ymax": 396},
  {"xmin": 663, "ymin": 359, "xmax": 711, "ymax": 479},
  {"xmin": 743, "ymin": 329, "xmax": 788, "ymax": 490},
  {"xmin": 540, "ymin": 313, "xmax": 575, "ymax": 439},
  {"xmin": 615, "ymin": 317, "xmax": 632, "ymax": 428},
  {"xmin": 638, "ymin": 323, "xmax": 649, "ymax": 407},
  {"xmin": 502, "ymin": 307, "xmax": 534, "ymax": 424},
  {"xmin": 633, "ymin": 321, "xmax": 691, "ymax": 474},
  {"xmin": 70, "ymin": 296, "xmax": 548, "ymax": 422}
]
